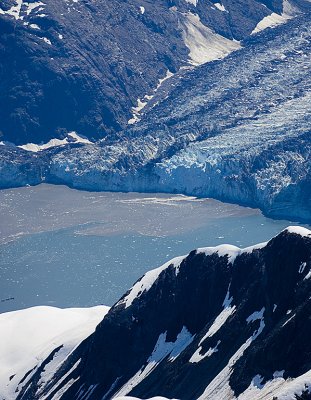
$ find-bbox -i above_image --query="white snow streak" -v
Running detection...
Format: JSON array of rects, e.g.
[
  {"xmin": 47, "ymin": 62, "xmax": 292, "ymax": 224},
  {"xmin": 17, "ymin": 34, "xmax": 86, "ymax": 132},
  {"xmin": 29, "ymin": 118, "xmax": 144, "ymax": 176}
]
[
  {"xmin": 190, "ymin": 287, "xmax": 235, "ymax": 363},
  {"xmin": 114, "ymin": 327, "xmax": 193, "ymax": 397}
]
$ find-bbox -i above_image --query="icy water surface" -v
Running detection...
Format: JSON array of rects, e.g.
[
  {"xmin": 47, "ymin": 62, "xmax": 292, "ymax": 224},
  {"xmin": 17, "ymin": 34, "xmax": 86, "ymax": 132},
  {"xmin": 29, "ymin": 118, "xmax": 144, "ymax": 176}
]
[{"xmin": 1, "ymin": 184, "xmax": 310, "ymax": 312}]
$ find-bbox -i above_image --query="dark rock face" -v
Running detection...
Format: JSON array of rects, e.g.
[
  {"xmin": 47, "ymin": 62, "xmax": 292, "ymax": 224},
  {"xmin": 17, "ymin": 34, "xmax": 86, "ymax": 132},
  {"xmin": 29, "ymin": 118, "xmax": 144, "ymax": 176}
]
[
  {"xmin": 20, "ymin": 227, "xmax": 311, "ymax": 399},
  {"xmin": 0, "ymin": 0, "xmax": 308, "ymax": 144}
]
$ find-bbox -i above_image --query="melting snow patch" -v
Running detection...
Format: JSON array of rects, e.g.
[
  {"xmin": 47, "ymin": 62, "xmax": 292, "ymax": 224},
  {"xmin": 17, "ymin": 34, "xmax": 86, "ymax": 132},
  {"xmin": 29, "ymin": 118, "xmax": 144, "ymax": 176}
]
[
  {"xmin": 0, "ymin": 0, "xmax": 23, "ymax": 20},
  {"xmin": 42, "ymin": 37, "xmax": 52, "ymax": 45},
  {"xmin": 128, "ymin": 98, "xmax": 147, "ymax": 124},
  {"xmin": 190, "ymin": 340, "xmax": 221, "ymax": 363},
  {"xmin": 198, "ymin": 308, "xmax": 266, "ymax": 399},
  {"xmin": 128, "ymin": 70, "xmax": 173, "ymax": 124},
  {"xmin": 18, "ymin": 132, "xmax": 92, "ymax": 152},
  {"xmin": 214, "ymin": 3, "xmax": 226, "ymax": 12},
  {"xmin": 29, "ymin": 23, "xmax": 40, "ymax": 29},
  {"xmin": 0, "ymin": 0, "xmax": 45, "ymax": 20},
  {"xmin": 246, "ymin": 307, "xmax": 265, "ymax": 340},
  {"xmin": 190, "ymin": 287, "xmax": 235, "ymax": 363},
  {"xmin": 114, "ymin": 327, "xmax": 193, "ymax": 396},
  {"xmin": 273, "ymin": 370, "xmax": 285, "ymax": 378},
  {"xmin": 304, "ymin": 270, "xmax": 311, "ymax": 280},
  {"xmin": 182, "ymin": 13, "xmax": 241, "ymax": 65},
  {"xmin": 239, "ymin": 368, "xmax": 311, "ymax": 400},
  {"xmin": 251, "ymin": 374, "xmax": 265, "ymax": 389},
  {"xmin": 26, "ymin": 2, "xmax": 45, "ymax": 15},
  {"xmin": 251, "ymin": 12, "xmax": 291, "ymax": 35}
]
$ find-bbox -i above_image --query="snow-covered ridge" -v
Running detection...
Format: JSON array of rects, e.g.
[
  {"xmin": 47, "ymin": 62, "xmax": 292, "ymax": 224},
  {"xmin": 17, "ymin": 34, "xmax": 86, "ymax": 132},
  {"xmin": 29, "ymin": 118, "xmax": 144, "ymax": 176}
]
[
  {"xmin": 118, "ymin": 255, "xmax": 187, "ymax": 309},
  {"xmin": 0, "ymin": 305, "xmax": 109, "ymax": 399},
  {"xmin": 119, "ymin": 227, "xmax": 310, "ymax": 310},
  {"xmin": 18, "ymin": 132, "xmax": 92, "ymax": 152},
  {"xmin": 284, "ymin": 226, "xmax": 311, "ymax": 237}
]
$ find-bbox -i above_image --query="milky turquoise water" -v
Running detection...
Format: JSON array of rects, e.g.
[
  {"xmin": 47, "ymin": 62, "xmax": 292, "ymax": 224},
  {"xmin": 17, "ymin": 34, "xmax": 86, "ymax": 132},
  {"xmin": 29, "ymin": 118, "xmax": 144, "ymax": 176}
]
[{"xmin": 0, "ymin": 184, "xmax": 309, "ymax": 312}]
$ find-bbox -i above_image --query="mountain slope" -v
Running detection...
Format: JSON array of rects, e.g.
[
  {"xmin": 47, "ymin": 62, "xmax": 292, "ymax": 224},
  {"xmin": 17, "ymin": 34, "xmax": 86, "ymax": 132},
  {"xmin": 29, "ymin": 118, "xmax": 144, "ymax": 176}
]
[
  {"xmin": 0, "ymin": 305, "xmax": 109, "ymax": 400},
  {"xmin": 0, "ymin": 2, "xmax": 311, "ymax": 223},
  {"xmin": 1, "ymin": 9, "xmax": 310, "ymax": 221},
  {"xmin": 1, "ymin": 0, "xmax": 299, "ymax": 144},
  {"xmin": 17, "ymin": 226, "xmax": 311, "ymax": 400}
]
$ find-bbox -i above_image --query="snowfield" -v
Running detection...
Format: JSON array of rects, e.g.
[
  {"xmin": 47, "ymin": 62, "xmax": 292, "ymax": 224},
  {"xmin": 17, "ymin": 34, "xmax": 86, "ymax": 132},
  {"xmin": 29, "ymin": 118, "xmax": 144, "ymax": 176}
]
[{"xmin": 0, "ymin": 305, "xmax": 109, "ymax": 399}]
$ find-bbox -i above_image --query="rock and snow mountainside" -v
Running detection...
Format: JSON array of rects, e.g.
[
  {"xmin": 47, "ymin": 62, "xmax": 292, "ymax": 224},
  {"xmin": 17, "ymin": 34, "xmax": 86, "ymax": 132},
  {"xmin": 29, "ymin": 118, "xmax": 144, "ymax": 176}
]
[
  {"xmin": 0, "ymin": 305, "xmax": 110, "ymax": 400},
  {"xmin": 14, "ymin": 226, "xmax": 311, "ymax": 400},
  {"xmin": 1, "ymin": 0, "xmax": 300, "ymax": 144},
  {"xmin": 1, "ymin": 7, "xmax": 311, "ymax": 222}
]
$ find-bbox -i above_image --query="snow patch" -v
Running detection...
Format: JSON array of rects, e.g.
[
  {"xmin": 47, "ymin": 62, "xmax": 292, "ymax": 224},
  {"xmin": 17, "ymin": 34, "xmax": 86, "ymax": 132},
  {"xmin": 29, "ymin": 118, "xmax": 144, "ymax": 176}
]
[
  {"xmin": 246, "ymin": 307, "xmax": 265, "ymax": 339},
  {"xmin": 128, "ymin": 70, "xmax": 173, "ymax": 125},
  {"xmin": 214, "ymin": 3, "xmax": 226, "ymax": 12},
  {"xmin": 29, "ymin": 23, "xmax": 40, "ymax": 29},
  {"xmin": 42, "ymin": 37, "xmax": 52, "ymax": 45},
  {"xmin": 190, "ymin": 287, "xmax": 235, "ymax": 363},
  {"xmin": 18, "ymin": 132, "xmax": 92, "ymax": 152},
  {"xmin": 114, "ymin": 327, "xmax": 193, "ymax": 397},
  {"xmin": 26, "ymin": 1, "xmax": 45, "ymax": 15},
  {"xmin": 239, "ymin": 368, "xmax": 311, "ymax": 400},
  {"xmin": 182, "ymin": 13, "xmax": 241, "ymax": 66},
  {"xmin": 251, "ymin": 11, "xmax": 291, "ymax": 35},
  {"xmin": 0, "ymin": 0, "xmax": 23, "ymax": 20},
  {"xmin": 304, "ymin": 270, "xmax": 311, "ymax": 280},
  {"xmin": 0, "ymin": 305, "xmax": 109, "ymax": 399},
  {"xmin": 0, "ymin": 0, "xmax": 45, "ymax": 20},
  {"xmin": 197, "ymin": 308, "xmax": 266, "ymax": 399}
]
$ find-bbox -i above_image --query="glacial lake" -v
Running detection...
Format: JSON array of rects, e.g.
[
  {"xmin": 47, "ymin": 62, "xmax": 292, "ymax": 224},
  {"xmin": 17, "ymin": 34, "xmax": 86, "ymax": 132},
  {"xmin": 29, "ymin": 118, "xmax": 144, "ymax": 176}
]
[{"xmin": 1, "ymin": 184, "xmax": 310, "ymax": 313}]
